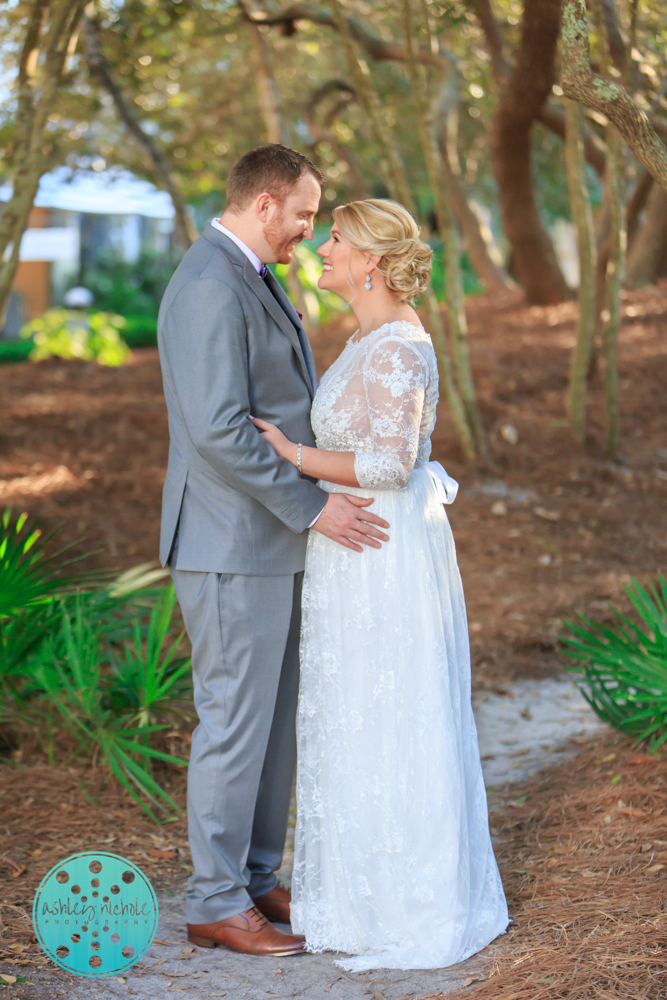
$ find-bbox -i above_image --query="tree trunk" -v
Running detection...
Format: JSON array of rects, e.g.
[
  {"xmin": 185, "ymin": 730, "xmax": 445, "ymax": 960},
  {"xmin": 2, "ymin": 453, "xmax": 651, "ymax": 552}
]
[
  {"xmin": 84, "ymin": 15, "xmax": 195, "ymax": 249},
  {"xmin": 248, "ymin": 20, "xmax": 283, "ymax": 145},
  {"xmin": 626, "ymin": 169, "xmax": 653, "ymax": 248},
  {"xmin": 491, "ymin": 0, "xmax": 571, "ymax": 305},
  {"xmin": 561, "ymin": 0, "xmax": 667, "ymax": 193},
  {"xmin": 601, "ymin": 126, "xmax": 625, "ymax": 457},
  {"xmin": 329, "ymin": 0, "xmax": 476, "ymax": 462},
  {"xmin": 625, "ymin": 181, "xmax": 667, "ymax": 287},
  {"xmin": 469, "ymin": 0, "xmax": 607, "ymax": 177},
  {"xmin": 432, "ymin": 72, "xmax": 513, "ymax": 293},
  {"xmin": 403, "ymin": 0, "xmax": 492, "ymax": 467},
  {"xmin": 565, "ymin": 99, "xmax": 597, "ymax": 445},
  {"xmin": 0, "ymin": 0, "xmax": 87, "ymax": 321},
  {"xmin": 440, "ymin": 150, "xmax": 512, "ymax": 293}
]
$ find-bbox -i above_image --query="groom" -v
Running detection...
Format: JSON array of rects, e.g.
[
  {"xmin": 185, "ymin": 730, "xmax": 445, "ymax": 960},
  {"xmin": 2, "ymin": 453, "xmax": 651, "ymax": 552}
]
[{"xmin": 158, "ymin": 145, "xmax": 389, "ymax": 956}]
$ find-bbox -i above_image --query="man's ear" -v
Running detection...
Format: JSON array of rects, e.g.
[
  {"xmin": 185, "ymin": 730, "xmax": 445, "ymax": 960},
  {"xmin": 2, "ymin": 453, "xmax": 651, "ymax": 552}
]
[{"xmin": 256, "ymin": 192, "xmax": 272, "ymax": 220}]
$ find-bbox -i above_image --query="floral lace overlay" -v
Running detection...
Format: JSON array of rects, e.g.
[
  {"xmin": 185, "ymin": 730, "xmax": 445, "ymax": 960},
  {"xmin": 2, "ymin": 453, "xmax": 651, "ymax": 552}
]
[
  {"xmin": 292, "ymin": 321, "xmax": 509, "ymax": 971},
  {"xmin": 310, "ymin": 320, "xmax": 438, "ymax": 490}
]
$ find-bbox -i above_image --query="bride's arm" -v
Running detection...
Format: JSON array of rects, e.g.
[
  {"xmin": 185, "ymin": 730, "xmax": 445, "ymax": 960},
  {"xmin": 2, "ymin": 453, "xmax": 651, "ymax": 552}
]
[
  {"xmin": 249, "ymin": 337, "xmax": 427, "ymax": 489},
  {"xmin": 248, "ymin": 417, "xmax": 360, "ymax": 487}
]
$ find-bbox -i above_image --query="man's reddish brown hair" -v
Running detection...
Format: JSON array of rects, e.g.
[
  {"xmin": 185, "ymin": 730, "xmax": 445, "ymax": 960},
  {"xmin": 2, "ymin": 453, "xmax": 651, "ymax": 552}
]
[{"xmin": 224, "ymin": 144, "xmax": 324, "ymax": 214}]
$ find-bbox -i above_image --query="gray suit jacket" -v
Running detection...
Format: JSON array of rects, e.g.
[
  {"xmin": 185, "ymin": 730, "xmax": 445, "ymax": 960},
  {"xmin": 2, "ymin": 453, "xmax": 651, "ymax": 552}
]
[{"xmin": 157, "ymin": 224, "xmax": 328, "ymax": 575}]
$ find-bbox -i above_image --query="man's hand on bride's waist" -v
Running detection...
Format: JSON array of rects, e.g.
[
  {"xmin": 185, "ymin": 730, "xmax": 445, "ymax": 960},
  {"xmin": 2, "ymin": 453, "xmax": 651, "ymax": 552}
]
[{"xmin": 311, "ymin": 493, "xmax": 389, "ymax": 552}]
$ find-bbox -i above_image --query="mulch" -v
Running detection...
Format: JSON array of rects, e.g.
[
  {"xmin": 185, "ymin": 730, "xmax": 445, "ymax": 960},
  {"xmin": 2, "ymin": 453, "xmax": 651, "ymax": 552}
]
[
  {"xmin": 0, "ymin": 761, "xmax": 190, "ymax": 978},
  {"xmin": 471, "ymin": 731, "xmax": 667, "ymax": 999},
  {"xmin": 1, "ymin": 286, "xmax": 666, "ymax": 993}
]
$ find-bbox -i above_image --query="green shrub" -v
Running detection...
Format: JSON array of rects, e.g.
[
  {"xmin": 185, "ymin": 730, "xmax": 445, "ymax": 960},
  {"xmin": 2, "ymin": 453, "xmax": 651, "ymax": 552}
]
[
  {"xmin": 80, "ymin": 249, "xmax": 176, "ymax": 318},
  {"xmin": 0, "ymin": 508, "xmax": 190, "ymax": 819},
  {"xmin": 34, "ymin": 596, "xmax": 188, "ymax": 819},
  {"xmin": 0, "ymin": 340, "xmax": 33, "ymax": 365},
  {"xmin": 21, "ymin": 309, "xmax": 131, "ymax": 366},
  {"xmin": 121, "ymin": 314, "xmax": 158, "ymax": 349},
  {"xmin": 562, "ymin": 574, "xmax": 667, "ymax": 749}
]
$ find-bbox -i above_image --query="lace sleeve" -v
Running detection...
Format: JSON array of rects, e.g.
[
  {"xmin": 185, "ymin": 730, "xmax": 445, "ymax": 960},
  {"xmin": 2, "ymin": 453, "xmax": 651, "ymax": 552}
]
[{"xmin": 354, "ymin": 336, "xmax": 428, "ymax": 490}]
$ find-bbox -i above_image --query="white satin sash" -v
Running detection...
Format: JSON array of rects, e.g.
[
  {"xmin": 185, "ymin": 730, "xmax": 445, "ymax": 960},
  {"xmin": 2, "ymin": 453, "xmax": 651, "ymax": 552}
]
[{"xmin": 425, "ymin": 460, "xmax": 459, "ymax": 504}]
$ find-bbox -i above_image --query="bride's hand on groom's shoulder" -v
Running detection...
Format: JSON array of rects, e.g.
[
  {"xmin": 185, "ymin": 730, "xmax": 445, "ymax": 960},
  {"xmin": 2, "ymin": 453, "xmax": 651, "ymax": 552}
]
[{"xmin": 312, "ymin": 493, "xmax": 390, "ymax": 552}]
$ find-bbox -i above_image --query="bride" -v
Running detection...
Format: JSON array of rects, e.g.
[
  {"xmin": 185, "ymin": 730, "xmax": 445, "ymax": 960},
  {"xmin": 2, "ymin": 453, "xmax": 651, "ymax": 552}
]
[{"xmin": 250, "ymin": 199, "xmax": 508, "ymax": 971}]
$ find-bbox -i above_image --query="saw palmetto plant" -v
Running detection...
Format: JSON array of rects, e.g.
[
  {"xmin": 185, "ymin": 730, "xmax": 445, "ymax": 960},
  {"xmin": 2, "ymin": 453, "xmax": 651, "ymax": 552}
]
[
  {"xmin": 35, "ymin": 596, "xmax": 188, "ymax": 821},
  {"xmin": 562, "ymin": 573, "xmax": 667, "ymax": 749}
]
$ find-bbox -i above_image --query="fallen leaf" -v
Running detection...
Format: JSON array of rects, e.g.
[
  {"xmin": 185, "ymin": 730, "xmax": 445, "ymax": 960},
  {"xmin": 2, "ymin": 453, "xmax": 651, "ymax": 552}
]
[
  {"xmin": 599, "ymin": 753, "xmax": 617, "ymax": 763},
  {"xmin": 648, "ymin": 863, "xmax": 665, "ymax": 872},
  {"xmin": 8, "ymin": 943, "xmax": 27, "ymax": 953},
  {"xmin": 533, "ymin": 506, "xmax": 560, "ymax": 521},
  {"xmin": 629, "ymin": 755, "xmax": 655, "ymax": 765},
  {"xmin": 148, "ymin": 848, "xmax": 177, "ymax": 860},
  {"xmin": 0, "ymin": 974, "xmax": 17, "ymax": 984},
  {"xmin": 618, "ymin": 806, "xmax": 647, "ymax": 817},
  {"xmin": 117, "ymin": 977, "xmax": 127, "ymax": 984}
]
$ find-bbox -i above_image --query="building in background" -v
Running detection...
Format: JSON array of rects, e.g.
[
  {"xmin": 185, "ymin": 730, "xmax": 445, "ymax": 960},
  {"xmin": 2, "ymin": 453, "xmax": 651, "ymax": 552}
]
[{"xmin": 0, "ymin": 167, "xmax": 175, "ymax": 338}]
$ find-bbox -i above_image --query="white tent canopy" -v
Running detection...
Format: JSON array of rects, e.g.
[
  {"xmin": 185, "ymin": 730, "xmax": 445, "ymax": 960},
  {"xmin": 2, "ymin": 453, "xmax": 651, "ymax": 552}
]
[{"xmin": 0, "ymin": 166, "xmax": 175, "ymax": 219}]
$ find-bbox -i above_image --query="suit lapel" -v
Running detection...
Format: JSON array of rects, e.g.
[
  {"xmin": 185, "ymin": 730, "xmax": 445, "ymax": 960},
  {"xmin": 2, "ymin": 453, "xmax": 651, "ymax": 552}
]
[
  {"xmin": 202, "ymin": 224, "xmax": 316, "ymax": 398},
  {"xmin": 264, "ymin": 270, "xmax": 318, "ymax": 391},
  {"xmin": 242, "ymin": 261, "xmax": 315, "ymax": 398}
]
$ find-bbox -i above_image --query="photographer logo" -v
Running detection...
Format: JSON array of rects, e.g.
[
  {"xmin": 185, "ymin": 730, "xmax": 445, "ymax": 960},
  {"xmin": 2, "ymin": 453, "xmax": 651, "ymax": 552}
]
[{"xmin": 32, "ymin": 852, "xmax": 158, "ymax": 977}]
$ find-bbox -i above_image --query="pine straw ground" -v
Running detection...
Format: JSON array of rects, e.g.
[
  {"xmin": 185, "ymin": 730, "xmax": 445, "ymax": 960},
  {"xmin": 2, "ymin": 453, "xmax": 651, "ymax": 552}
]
[
  {"xmin": 470, "ymin": 729, "xmax": 667, "ymax": 1000},
  {"xmin": 1, "ymin": 730, "xmax": 666, "ymax": 997}
]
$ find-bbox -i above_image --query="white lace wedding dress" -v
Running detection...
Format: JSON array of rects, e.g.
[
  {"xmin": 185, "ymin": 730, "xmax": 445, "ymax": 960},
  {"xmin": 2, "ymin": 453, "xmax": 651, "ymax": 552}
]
[{"xmin": 290, "ymin": 320, "xmax": 508, "ymax": 971}]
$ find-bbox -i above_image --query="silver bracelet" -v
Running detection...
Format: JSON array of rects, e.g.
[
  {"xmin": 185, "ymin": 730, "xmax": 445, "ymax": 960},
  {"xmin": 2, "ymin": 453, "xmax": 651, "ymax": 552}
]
[{"xmin": 296, "ymin": 443, "xmax": 303, "ymax": 475}]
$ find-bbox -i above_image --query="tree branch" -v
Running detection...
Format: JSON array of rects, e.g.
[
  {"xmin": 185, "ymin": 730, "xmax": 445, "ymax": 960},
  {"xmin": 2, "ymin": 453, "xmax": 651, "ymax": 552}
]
[
  {"xmin": 561, "ymin": 0, "xmax": 667, "ymax": 192},
  {"xmin": 84, "ymin": 15, "xmax": 196, "ymax": 248}
]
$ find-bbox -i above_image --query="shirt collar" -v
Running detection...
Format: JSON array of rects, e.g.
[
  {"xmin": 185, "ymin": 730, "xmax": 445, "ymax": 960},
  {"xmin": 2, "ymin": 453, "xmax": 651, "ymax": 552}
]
[{"xmin": 210, "ymin": 218, "xmax": 263, "ymax": 274}]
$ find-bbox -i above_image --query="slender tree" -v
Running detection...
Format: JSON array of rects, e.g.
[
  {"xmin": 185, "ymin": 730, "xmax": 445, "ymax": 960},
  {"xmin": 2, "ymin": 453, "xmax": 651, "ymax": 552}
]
[
  {"xmin": 240, "ymin": 2, "xmax": 283, "ymax": 145},
  {"xmin": 402, "ymin": 0, "xmax": 492, "ymax": 466},
  {"xmin": 328, "ymin": 0, "xmax": 476, "ymax": 462},
  {"xmin": 564, "ymin": 99, "xmax": 597, "ymax": 445},
  {"xmin": 0, "ymin": 0, "xmax": 88, "ymax": 321},
  {"xmin": 84, "ymin": 14, "xmax": 196, "ymax": 249}
]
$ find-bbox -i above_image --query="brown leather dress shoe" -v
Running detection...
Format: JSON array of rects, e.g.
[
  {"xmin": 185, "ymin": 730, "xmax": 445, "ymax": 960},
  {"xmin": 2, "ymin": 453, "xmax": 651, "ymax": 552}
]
[
  {"xmin": 252, "ymin": 883, "xmax": 292, "ymax": 924},
  {"xmin": 187, "ymin": 906, "xmax": 305, "ymax": 956}
]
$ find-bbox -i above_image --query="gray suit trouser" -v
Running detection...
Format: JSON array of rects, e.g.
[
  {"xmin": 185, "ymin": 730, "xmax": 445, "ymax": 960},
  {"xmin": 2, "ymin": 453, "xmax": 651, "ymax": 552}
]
[{"xmin": 170, "ymin": 563, "xmax": 302, "ymax": 925}]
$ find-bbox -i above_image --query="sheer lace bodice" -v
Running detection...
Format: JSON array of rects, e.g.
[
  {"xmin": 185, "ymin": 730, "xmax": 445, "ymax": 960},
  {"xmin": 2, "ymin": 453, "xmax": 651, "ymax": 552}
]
[{"xmin": 310, "ymin": 320, "xmax": 439, "ymax": 489}]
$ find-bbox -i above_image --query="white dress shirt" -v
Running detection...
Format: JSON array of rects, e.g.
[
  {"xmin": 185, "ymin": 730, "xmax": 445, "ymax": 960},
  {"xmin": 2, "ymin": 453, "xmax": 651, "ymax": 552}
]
[
  {"xmin": 211, "ymin": 218, "xmax": 263, "ymax": 272},
  {"xmin": 211, "ymin": 218, "xmax": 324, "ymax": 529}
]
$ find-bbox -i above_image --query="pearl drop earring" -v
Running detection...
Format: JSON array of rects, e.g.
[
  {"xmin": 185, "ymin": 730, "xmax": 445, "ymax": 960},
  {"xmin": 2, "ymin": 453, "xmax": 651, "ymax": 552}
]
[{"xmin": 365, "ymin": 273, "xmax": 372, "ymax": 291}]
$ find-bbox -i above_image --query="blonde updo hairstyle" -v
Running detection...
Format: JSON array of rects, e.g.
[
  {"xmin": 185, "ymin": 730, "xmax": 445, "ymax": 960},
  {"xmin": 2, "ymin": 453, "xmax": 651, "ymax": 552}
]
[{"xmin": 332, "ymin": 198, "xmax": 433, "ymax": 303}]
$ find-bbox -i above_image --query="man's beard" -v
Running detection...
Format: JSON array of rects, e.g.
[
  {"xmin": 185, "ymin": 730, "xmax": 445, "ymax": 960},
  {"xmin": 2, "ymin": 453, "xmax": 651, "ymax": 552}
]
[{"xmin": 265, "ymin": 210, "xmax": 303, "ymax": 264}]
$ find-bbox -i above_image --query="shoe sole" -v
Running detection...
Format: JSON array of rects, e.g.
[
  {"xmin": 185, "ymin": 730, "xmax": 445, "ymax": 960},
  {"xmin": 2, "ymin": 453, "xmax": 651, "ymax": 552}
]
[{"xmin": 187, "ymin": 933, "xmax": 305, "ymax": 956}]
